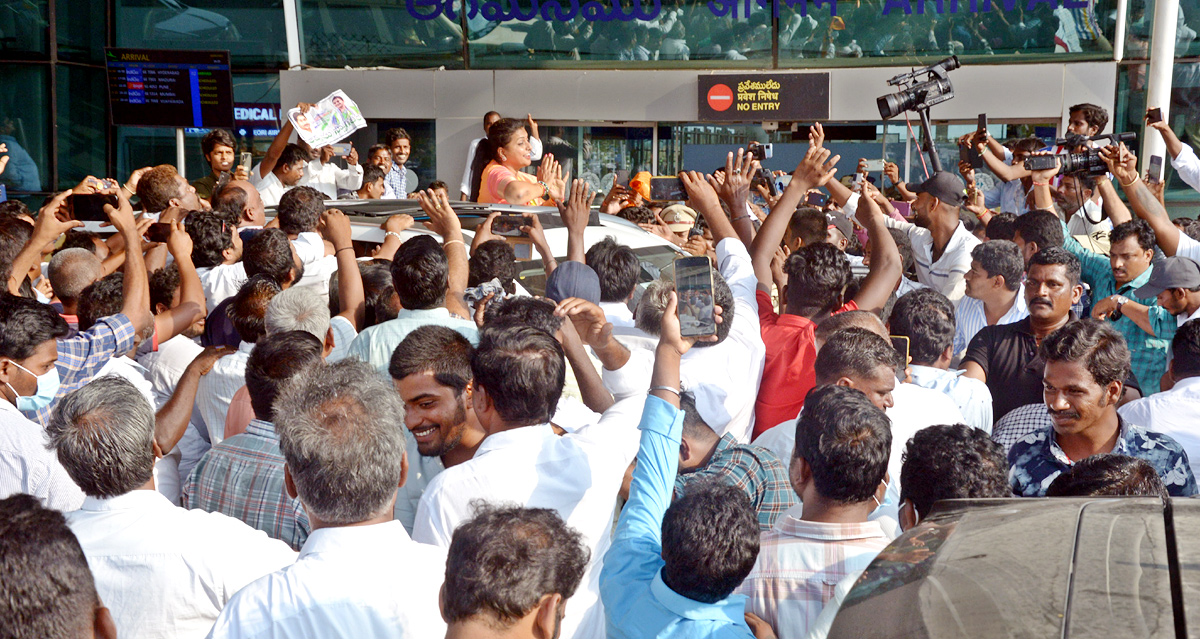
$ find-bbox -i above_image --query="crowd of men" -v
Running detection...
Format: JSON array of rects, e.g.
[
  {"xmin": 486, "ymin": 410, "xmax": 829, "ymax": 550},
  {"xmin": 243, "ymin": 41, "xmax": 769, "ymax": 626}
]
[{"xmin": 3, "ymin": 98, "xmax": 1200, "ymax": 639}]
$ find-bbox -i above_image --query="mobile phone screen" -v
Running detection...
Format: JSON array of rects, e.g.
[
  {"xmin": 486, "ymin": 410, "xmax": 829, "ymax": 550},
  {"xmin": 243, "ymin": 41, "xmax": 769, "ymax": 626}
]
[
  {"xmin": 804, "ymin": 191, "xmax": 829, "ymax": 208},
  {"xmin": 650, "ymin": 177, "xmax": 686, "ymax": 202},
  {"xmin": 145, "ymin": 222, "xmax": 171, "ymax": 243},
  {"xmin": 978, "ymin": 113, "xmax": 988, "ymax": 132},
  {"xmin": 674, "ymin": 256, "xmax": 716, "ymax": 337},
  {"xmin": 1148, "ymin": 155, "xmax": 1164, "ymax": 183},
  {"xmin": 492, "ymin": 215, "xmax": 530, "ymax": 237},
  {"xmin": 240, "ymin": 152, "xmax": 252, "ymax": 168},
  {"xmin": 67, "ymin": 194, "xmax": 117, "ymax": 222},
  {"xmin": 1147, "ymin": 108, "xmax": 1163, "ymax": 124}
]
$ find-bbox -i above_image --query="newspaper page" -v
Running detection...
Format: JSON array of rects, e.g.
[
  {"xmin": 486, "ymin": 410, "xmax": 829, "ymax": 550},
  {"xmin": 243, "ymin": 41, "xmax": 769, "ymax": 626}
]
[{"xmin": 287, "ymin": 90, "xmax": 366, "ymax": 148}]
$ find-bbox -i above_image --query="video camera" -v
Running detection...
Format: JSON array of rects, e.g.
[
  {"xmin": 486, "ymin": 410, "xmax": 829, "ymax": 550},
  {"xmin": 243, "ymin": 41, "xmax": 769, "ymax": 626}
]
[
  {"xmin": 876, "ymin": 56, "xmax": 960, "ymax": 120},
  {"xmin": 1023, "ymin": 132, "xmax": 1137, "ymax": 177}
]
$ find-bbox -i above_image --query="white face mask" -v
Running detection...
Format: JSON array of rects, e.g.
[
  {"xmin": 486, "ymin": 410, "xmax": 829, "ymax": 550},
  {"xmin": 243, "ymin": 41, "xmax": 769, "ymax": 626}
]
[{"xmin": 872, "ymin": 478, "xmax": 888, "ymax": 510}]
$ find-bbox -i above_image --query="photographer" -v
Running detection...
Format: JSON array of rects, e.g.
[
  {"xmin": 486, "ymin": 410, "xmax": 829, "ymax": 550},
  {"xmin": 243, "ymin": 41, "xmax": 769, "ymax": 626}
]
[{"xmin": 1029, "ymin": 153, "xmax": 1173, "ymax": 395}]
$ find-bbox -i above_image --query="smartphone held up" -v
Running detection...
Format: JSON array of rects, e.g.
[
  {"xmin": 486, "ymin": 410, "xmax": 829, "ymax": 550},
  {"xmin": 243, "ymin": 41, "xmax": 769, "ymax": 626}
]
[{"xmin": 674, "ymin": 255, "xmax": 717, "ymax": 338}]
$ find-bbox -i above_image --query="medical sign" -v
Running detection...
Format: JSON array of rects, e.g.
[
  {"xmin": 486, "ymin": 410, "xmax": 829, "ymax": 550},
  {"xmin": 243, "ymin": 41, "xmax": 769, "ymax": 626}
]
[{"xmin": 697, "ymin": 74, "xmax": 829, "ymax": 122}]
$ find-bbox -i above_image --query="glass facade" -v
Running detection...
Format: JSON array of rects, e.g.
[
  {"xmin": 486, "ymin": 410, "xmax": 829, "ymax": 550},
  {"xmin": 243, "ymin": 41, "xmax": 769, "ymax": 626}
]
[
  {"xmin": 1113, "ymin": 61, "xmax": 1200, "ymax": 210},
  {"xmin": 0, "ymin": 0, "xmax": 1193, "ymax": 210},
  {"xmin": 113, "ymin": 0, "xmax": 289, "ymax": 68}
]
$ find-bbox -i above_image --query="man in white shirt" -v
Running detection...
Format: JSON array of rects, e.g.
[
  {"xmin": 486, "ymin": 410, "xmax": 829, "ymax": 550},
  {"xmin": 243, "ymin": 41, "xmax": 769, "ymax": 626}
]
[
  {"xmin": 190, "ymin": 275, "xmax": 280, "ymax": 471},
  {"xmin": 441, "ymin": 505, "xmax": 590, "ymax": 639},
  {"xmin": 187, "ymin": 210, "xmax": 246, "ymax": 312},
  {"xmin": 0, "ymin": 494, "xmax": 119, "ymax": 639},
  {"xmin": 263, "ymin": 210, "xmax": 365, "ymax": 362},
  {"xmin": 883, "ymin": 172, "xmax": 981, "ymax": 304},
  {"xmin": 0, "ymin": 295, "xmax": 86, "ymax": 510},
  {"xmin": 569, "ymin": 176, "xmax": 765, "ymax": 443},
  {"xmin": 209, "ymin": 359, "xmax": 448, "ymax": 639},
  {"xmin": 413, "ymin": 326, "xmax": 638, "ymax": 639},
  {"xmin": 47, "ymin": 376, "xmax": 295, "ymax": 639},
  {"xmin": 251, "ymin": 143, "xmax": 309, "ymax": 207},
  {"xmin": 955, "ymin": 240, "xmax": 1028, "ymax": 358},
  {"xmin": 890, "ymin": 288, "xmax": 994, "ymax": 433},
  {"xmin": 1149, "ymin": 112, "xmax": 1200, "ymax": 195},
  {"xmin": 300, "ymin": 144, "xmax": 363, "ymax": 200},
  {"xmin": 585, "ymin": 237, "xmax": 639, "ymax": 328},
  {"xmin": 273, "ymin": 186, "xmax": 340, "ymax": 298},
  {"xmin": 755, "ymin": 324, "xmax": 964, "ymax": 532},
  {"xmin": 388, "ymin": 326, "xmax": 487, "ymax": 533},
  {"xmin": 1120, "ymin": 319, "xmax": 1200, "ymax": 478},
  {"xmin": 1059, "ymin": 173, "xmax": 1113, "ymax": 237}
]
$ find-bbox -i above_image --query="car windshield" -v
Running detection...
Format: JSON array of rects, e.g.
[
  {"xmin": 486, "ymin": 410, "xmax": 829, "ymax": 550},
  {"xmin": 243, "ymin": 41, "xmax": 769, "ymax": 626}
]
[{"xmin": 516, "ymin": 245, "xmax": 679, "ymax": 297}]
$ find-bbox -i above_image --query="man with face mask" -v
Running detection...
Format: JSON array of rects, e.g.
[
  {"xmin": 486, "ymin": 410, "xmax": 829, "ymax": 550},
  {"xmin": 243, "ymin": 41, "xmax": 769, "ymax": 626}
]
[
  {"xmin": 388, "ymin": 325, "xmax": 487, "ymax": 534},
  {"xmin": 0, "ymin": 294, "xmax": 85, "ymax": 510},
  {"xmin": 882, "ymin": 171, "xmax": 980, "ymax": 304}
]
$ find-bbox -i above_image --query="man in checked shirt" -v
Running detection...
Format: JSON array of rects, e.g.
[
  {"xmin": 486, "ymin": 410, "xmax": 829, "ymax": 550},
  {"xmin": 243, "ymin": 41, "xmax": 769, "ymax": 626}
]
[{"xmin": 4, "ymin": 187, "xmax": 154, "ymax": 427}]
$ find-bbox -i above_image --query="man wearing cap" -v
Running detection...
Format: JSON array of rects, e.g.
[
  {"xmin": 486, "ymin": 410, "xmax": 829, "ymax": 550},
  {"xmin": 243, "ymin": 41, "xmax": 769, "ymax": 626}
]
[
  {"xmin": 659, "ymin": 204, "xmax": 697, "ymax": 243},
  {"xmin": 1118, "ymin": 256, "xmax": 1200, "ymax": 330},
  {"xmin": 882, "ymin": 172, "xmax": 980, "ymax": 305}
]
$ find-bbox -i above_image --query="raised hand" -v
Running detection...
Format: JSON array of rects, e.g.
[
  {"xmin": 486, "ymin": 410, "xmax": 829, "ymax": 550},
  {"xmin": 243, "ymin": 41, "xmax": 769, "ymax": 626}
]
[
  {"xmin": 165, "ymin": 219, "xmax": 193, "ymax": 261},
  {"xmin": 808, "ymin": 122, "xmax": 825, "ymax": 149},
  {"xmin": 554, "ymin": 297, "xmax": 614, "ymax": 349},
  {"xmin": 536, "ymin": 154, "xmax": 567, "ymax": 202},
  {"xmin": 791, "ymin": 145, "xmax": 840, "ymax": 192},
  {"xmin": 416, "ymin": 189, "xmax": 462, "ymax": 239},
  {"xmin": 1100, "ymin": 143, "xmax": 1139, "ymax": 186},
  {"xmin": 321, "ymin": 208, "xmax": 354, "ymax": 249},
  {"xmin": 709, "ymin": 149, "xmax": 755, "ymax": 209},
  {"xmin": 559, "ymin": 179, "xmax": 596, "ymax": 233},
  {"xmin": 658, "ymin": 291, "xmax": 721, "ymax": 357}
]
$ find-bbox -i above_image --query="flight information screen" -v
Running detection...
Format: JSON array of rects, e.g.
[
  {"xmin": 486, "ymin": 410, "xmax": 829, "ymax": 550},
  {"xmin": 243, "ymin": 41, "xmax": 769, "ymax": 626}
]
[{"xmin": 106, "ymin": 49, "xmax": 234, "ymax": 129}]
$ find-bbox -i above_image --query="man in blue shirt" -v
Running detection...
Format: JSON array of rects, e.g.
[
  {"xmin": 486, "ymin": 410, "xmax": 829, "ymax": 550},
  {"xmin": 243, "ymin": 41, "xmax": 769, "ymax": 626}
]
[
  {"xmin": 601, "ymin": 292, "xmax": 771, "ymax": 639},
  {"xmin": 1009, "ymin": 319, "xmax": 1197, "ymax": 497}
]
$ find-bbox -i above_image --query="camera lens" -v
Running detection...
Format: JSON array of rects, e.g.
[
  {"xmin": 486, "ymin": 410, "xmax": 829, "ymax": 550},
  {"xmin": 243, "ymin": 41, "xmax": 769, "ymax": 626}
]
[{"xmin": 877, "ymin": 92, "xmax": 913, "ymax": 119}]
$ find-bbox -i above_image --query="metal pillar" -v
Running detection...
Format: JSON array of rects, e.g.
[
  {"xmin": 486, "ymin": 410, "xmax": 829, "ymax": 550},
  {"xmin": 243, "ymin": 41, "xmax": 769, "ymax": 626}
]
[
  {"xmin": 175, "ymin": 128, "xmax": 186, "ymax": 177},
  {"xmin": 1142, "ymin": 0, "xmax": 1179, "ymax": 168}
]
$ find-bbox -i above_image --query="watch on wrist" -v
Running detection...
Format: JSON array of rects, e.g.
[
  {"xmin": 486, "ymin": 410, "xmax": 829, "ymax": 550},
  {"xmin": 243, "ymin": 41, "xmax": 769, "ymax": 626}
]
[{"xmin": 1111, "ymin": 295, "xmax": 1130, "ymax": 320}]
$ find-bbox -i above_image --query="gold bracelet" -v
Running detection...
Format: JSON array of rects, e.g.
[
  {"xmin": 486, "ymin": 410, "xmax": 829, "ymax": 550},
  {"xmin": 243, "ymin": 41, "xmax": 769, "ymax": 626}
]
[
  {"xmin": 443, "ymin": 239, "xmax": 466, "ymax": 248},
  {"xmin": 122, "ymin": 184, "xmax": 136, "ymax": 195},
  {"xmin": 1119, "ymin": 174, "xmax": 1140, "ymax": 188}
]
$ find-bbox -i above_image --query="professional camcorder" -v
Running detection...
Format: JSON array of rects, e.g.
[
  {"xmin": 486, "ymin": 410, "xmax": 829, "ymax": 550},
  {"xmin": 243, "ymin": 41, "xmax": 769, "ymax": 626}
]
[
  {"xmin": 1022, "ymin": 132, "xmax": 1137, "ymax": 177},
  {"xmin": 876, "ymin": 56, "xmax": 961, "ymax": 120}
]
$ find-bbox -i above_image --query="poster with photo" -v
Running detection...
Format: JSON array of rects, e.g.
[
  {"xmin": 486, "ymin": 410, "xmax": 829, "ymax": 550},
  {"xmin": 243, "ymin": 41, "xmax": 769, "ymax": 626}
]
[{"xmin": 287, "ymin": 89, "xmax": 366, "ymax": 148}]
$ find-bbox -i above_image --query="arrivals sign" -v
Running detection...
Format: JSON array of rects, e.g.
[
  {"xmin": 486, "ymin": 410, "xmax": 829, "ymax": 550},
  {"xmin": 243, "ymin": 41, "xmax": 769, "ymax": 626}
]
[{"xmin": 698, "ymin": 73, "xmax": 829, "ymax": 122}]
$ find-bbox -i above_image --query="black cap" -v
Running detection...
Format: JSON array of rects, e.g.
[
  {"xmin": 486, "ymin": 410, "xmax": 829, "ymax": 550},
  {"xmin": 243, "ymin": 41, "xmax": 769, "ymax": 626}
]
[
  {"xmin": 1134, "ymin": 256, "xmax": 1200, "ymax": 298},
  {"xmin": 909, "ymin": 171, "xmax": 965, "ymax": 207}
]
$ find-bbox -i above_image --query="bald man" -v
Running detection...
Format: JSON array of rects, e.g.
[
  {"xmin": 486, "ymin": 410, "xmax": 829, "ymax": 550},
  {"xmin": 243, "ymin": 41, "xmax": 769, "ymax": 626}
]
[
  {"xmin": 48, "ymin": 248, "xmax": 105, "ymax": 330},
  {"xmin": 212, "ymin": 180, "xmax": 267, "ymax": 229}
]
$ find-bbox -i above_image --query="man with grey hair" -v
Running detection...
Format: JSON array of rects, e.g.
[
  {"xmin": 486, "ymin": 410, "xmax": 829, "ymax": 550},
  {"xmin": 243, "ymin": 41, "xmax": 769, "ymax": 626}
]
[
  {"xmin": 264, "ymin": 286, "xmax": 354, "ymax": 362},
  {"xmin": 49, "ymin": 376, "xmax": 295, "ymax": 639},
  {"xmin": 209, "ymin": 359, "xmax": 448, "ymax": 638},
  {"xmin": 48, "ymin": 247, "xmax": 104, "ymax": 332}
]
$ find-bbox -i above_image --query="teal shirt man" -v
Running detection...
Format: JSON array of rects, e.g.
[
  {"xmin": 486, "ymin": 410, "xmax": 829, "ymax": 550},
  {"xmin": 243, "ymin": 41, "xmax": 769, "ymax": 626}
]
[{"xmin": 1063, "ymin": 225, "xmax": 1174, "ymax": 394}]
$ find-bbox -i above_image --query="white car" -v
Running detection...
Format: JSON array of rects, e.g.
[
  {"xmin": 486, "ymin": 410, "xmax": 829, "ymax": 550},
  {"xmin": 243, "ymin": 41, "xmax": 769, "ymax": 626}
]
[{"xmin": 325, "ymin": 199, "xmax": 686, "ymax": 297}]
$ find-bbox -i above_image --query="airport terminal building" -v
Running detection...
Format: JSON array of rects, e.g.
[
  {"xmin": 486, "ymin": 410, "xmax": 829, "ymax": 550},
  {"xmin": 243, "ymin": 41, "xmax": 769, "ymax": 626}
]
[{"xmin": 2, "ymin": 0, "xmax": 1197, "ymax": 210}]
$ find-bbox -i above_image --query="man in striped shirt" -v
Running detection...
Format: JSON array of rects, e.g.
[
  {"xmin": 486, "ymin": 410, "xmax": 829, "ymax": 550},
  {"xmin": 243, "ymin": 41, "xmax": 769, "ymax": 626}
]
[
  {"xmin": 954, "ymin": 240, "xmax": 1028, "ymax": 359},
  {"xmin": 738, "ymin": 385, "xmax": 893, "ymax": 639}
]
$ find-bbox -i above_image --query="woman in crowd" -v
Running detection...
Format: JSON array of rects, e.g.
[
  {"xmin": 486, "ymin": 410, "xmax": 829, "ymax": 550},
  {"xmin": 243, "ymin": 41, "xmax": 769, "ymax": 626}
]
[{"xmin": 469, "ymin": 118, "xmax": 566, "ymax": 205}]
